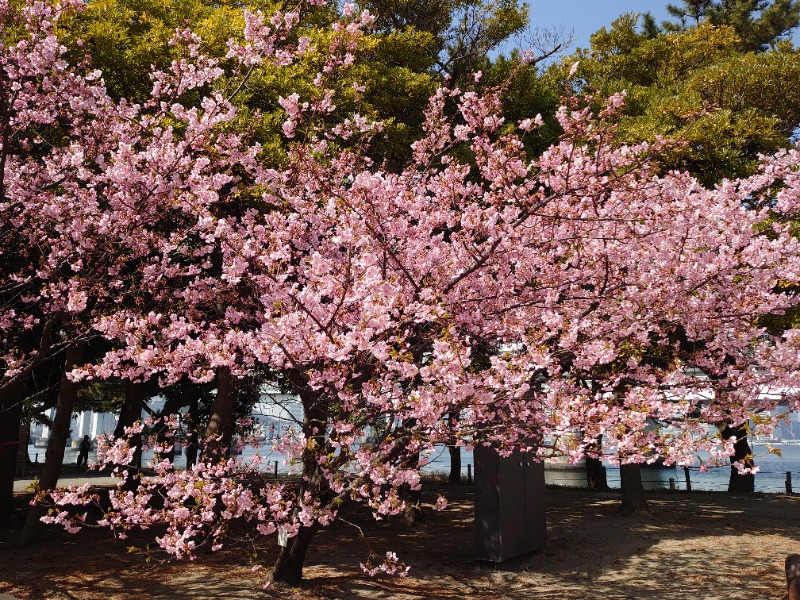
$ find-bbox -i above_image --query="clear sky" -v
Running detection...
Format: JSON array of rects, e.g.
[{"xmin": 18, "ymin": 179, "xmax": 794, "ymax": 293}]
[
  {"xmin": 525, "ymin": 0, "xmax": 800, "ymax": 55},
  {"xmin": 527, "ymin": 0, "xmax": 670, "ymax": 53}
]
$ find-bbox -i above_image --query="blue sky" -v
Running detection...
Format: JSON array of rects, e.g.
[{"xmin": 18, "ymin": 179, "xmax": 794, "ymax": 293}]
[
  {"xmin": 525, "ymin": 0, "xmax": 800, "ymax": 55},
  {"xmin": 527, "ymin": 0, "xmax": 671, "ymax": 53}
]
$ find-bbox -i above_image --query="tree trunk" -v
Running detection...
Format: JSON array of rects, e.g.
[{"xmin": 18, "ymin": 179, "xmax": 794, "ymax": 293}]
[
  {"xmin": 620, "ymin": 463, "xmax": 649, "ymax": 513},
  {"xmin": 114, "ymin": 381, "xmax": 143, "ymax": 436},
  {"xmin": 586, "ymin": 456, "xmax": 609, "ymax": 491},
  {"xmin": 398, "ymin": 450, "xmax": 424, "ymax": 527},
  {"xmin": 267, "ymin": 382, "xmax": 336, "ymax": 585},
  {"xmin": 585, "ymin": 435, "xmax": 609, "ymax": 491},
  {"xmin": 0, "ymin": 380, "xmax": 24, "ymax": 523},
  {"xmin": 203, "ymin": 367, "xmax": 237, "ymax": 462},
  {"xmin": 155, "ymin": 394, "xmax": 186, "ymax": 463},
  {"xmin": 20, "ymin": 341, "xmax": 85, "ymax": 546},
  {"xmin": 448, "ymin": 445, "xmax": 462, "ymax": 484},
  {"xmin": 787, "ymin": 554, "xmax": 800, "ymax": 600},
  {"xmin": 447, "ymin": 411, "xmax": 461, "ymax": 484},
  {"xmin": 115, "ymin": 381, "xmax": 145, "ymax": 469},
  {"xmin": 723, "ymin": 424, "xmax": 755, "ymax": 493},
  {"xmin": 16, "ymin": 421, "xmax": 31, "ymax": 476},
  {"xmin": 186, "ymin": 387, "xmax": 200, "ymax": 469},
  {"xmin": 268, "ymin": 523, "xmax": 321, "ymax": 586}
]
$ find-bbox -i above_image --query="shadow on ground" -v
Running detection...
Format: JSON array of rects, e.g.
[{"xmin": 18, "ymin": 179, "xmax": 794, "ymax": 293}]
[{"xmin": 0, "ymin": 485, "xmax": 797, "ymax": 599}]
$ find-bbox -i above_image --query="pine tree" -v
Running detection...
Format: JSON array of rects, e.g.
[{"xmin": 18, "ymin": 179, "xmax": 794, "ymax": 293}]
[
  {"xmin": 663, "ymin": 0, "xmax": 714, "ymax": 29},
  {"xmin": 655, "ymin": 0, "xmax": 800, "ymax": 50}
]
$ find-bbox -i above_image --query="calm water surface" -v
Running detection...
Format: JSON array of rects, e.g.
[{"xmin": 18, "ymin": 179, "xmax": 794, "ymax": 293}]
[{"xmin": 31, "ymin": 442, "xmax": 800, "ymax": 493}]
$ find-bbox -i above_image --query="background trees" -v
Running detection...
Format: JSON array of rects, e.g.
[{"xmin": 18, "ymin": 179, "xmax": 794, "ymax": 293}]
[
  {"xmin": 565, "ymin": 15, "xmax": 800, "ymax": 186},
  {"xmin": 654, "ymin": 0, "xmax": 800, "ymax": 51}
]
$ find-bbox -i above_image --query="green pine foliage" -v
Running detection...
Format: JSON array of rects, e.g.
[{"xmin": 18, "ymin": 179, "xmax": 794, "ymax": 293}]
[
  {"xmin": 561, "ymin": 15, "xmax": 799, "ymax": 185},
  {"xmin": 656, "ymin": 0, "xmax": 800, "ymax": 51}
]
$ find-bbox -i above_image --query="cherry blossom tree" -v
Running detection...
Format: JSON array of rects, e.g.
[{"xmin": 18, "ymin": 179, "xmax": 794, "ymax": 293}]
[
  {"xmin": 0, "ymin": 0, "xmax": 322, "ymax": 522},
  {"xmin": 0, "ymin": 0, "xmax": 124, "ymax": 520},
  {"xmin": 8, "ymin": 0, "xmax": 800, "ymax": 586}
]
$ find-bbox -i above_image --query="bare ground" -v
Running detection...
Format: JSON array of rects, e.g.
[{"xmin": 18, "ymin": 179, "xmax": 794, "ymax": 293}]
[{"xmin": 0, "ymin": 483, "xmax": 798, "ymax": 599}]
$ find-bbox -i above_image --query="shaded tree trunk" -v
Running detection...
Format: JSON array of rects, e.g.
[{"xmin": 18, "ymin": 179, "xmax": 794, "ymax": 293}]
[
  {"xmin": 155, "ymin": 393, "xmax": 187, "ymax": 463},
  {"xmin": 203, "ymin": 367, "xmax": 237, "ymax": 462},
  {"xmin": 16, "ymin": 421, "xmax": 31, "ymax": 476},
  {"xmin": 0, "ymin": 380, "xmax": 24, "ymax": 523},
  {"xmin": 787, "ymin": 554, "xmax": 800, "ymax": 600},
  {"xmin": 585, "ymin": 435, "xmax": 609, "ymax": 491},
  {"xmin": 115, "ymin": 381, "xmax": 145, "ymax": 469},
  {"xmin": 186, "ymin": 387, "xmax": 200, "ymax": 469},
  {"xmin": 620, "ymin": 463, "xmax": 649, "ymax": 513},
  {"xmin": 586, "ymin": 456, "xmax": 609, "ymax": 491},
  {"xmin": 723, "ymin": 424, "xmax": 755, "ymax": 493},
  {"xmin": 447, "ymin": 411, "xmax": 461, "ymax": 484},
  {"xmin": 448, "ymin": 445, "xmax": 462, "ymax": 484},
  {"xmin": 390, "ymin": 414, "xmax": 425, "ymax": 527},
  {"xmin": 269, "ymin": 523, "xmax": 321, "ymax": 586},
  {"xmin": 268, "ymin": 383, "xmax": 334, "ymax": 585},
  {"xmin": 398, "ymin": 449, "xmax": 424, "ymax": 527},
  {"xmin": 20, "ymin": 341, "xmax": 85, "ymax": 546}
]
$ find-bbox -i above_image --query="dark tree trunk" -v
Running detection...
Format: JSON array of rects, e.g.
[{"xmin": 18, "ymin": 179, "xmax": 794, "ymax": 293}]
[
  {"xmin": 203, "ymin": 367, "xmax": 237, "ymax": 462},
  {"xmin": 585, "ymin": 435, "xmax": 609, "ymax": 491},
  {"xmin": 620, "ymin": 463, "xmax": 649, "ymax": 513},
  {"xmin": 447, "ymin": 411, "xmax": 461, "ymax": 484},
  {"xmin": 16, "ymin": 421, "xmax": 31, "ymax": 475},
  {"xmin": 398, "ymin": 450, "xmax": 424, "ymax": 527},
  {"xmin": 20, "ymin": 342, "xmax": 85, "ymax": 546},
  {"xmin": 266, "ymin": 382, "xmax": 336, "ymax": 585},
  {"xmin": 787, "ymin": 554, "xmax": 800, "ymax": 600},
  {"xmin": 114, "ymin": 381, "xmax": 143, "ymax": 436},
  {"xmin": 115, "ymin": 381, "xmax": 145, "ymax": 469},
  {"xmin": 723, "ymin": 424, "xmax": 755, "ymax": 493},
  {"xmin": 0, "ymin": 380, "xmax": 24, "ymax": 523},
  {"xmin": 448, "ymin": 445, "xmax": 462, "ymax": 484},
  {"xmin": 186, "ymin": 388, "xmax": 200, "ymax": 469},
  {"xmin": 586, "ymin": 456, "xmax": 609, "ymax": 491},
  {"xmin": 269, "ymin": 523, "xmax": 321, "ymax": 586},
  {"xmin": 155, "ymin": 394, "xmax": 186, "ymax": 463}
]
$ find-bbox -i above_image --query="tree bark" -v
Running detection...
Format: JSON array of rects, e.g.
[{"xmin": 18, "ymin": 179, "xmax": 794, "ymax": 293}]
[
  {"xmin": 20, "ymin": 341, "xmax": 85, "ymax": 546},
  {"xmin": 154, "ymin": 393, "xmax": 187, "ymax": 463},
  {"xmin": 114, "ymin": 381, "xmax": 143, "ymax": 436},
  {"xmin": 448, "ymin": 445, "xmax": 462, "ymax": 484},
  {"xmin": 723, "ymin": 424, "xmax": 755, "ymax": 493},
  {"xmin": 787, "ymin": 554, "xmax": 800, "ymax": 600},
  {"xmin": 447, "ymin": 411, "xmax": 461, "ymax": 484},
  {"xmin": 620, "ymin": 463, "xmax": 649, "ymax": 513},
  {"xmin": 586, "ymin": 456, "xmax": 609, "ymax": 491},
  {"xmin": 0, "ymin": 379, "xmax": 24, "ymax": 523},
  {"xmin": 186, "ymin": 387, "xmax": 200, "ymax": 469},
  {"xmin": 203, "ymin": 367, "xmax": 237, "ymax": 462},
  {"xmin": 266, "ymin": 381, "xmax": 335, "ymax": 585},
  {"xmin": 398, "ymin": 449, "xmax": 424, "ymax": 527},
  {"xmin": 16, "ymin": 421, "xmax": 31, "ymax": 476},
  {"xmin": 585, "ymin": 435, "xmax": 609, "ymax": 491},
  {"xmin": 115, "ymin": 381, "xmax": 146, "ymax": 469},
  {"xmin": 269, "ymin": 523, "xmax": 321, "ymax": 586}
]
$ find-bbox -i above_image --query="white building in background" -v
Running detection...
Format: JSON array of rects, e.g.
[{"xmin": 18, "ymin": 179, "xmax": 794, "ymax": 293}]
[
  {"xmin": 33, "ymin": 408, "xmax": 119, "ymax": 448},
  {"xmin": 30, "ymin": 389, "xmax": 304, "ymax": 447},
  {"xmin": 251, "ymin": 386, "xmax": 303, "ymax": 439},
  {"xmin": 71, "ymin": 410, "xmax": 117, "ymax": 445},
  {"xmin": 30, "ymin": 408, "xmax": 117, "ymax": 448},
  {"xmin": 32, "ymin": 398, "xmax": 169, "ymax": 448}
]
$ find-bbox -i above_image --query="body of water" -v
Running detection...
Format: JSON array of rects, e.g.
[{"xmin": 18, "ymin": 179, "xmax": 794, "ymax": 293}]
[
  {"xmin": 421, "ymin": 443, "xmax": 800, "ymax": 493},
  {"xmin": 29, "ymin": 442, "xmax": 800, "ymax": 493}
]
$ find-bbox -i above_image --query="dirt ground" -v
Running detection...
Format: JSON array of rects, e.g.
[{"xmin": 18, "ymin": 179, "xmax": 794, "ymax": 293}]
[{"xmin": 1, "ymin": 482, "xmax": 798, "ymax": 599}]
